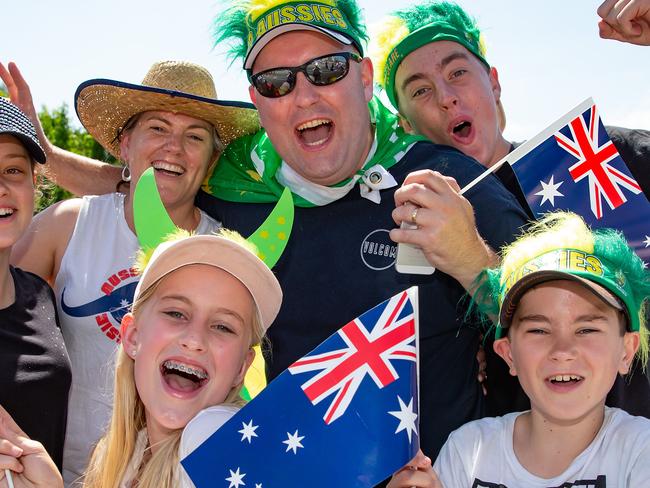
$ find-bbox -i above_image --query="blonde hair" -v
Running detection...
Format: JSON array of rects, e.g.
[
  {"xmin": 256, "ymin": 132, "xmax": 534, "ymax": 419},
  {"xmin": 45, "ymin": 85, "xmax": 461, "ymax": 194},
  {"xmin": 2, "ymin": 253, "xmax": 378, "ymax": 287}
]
[{"xmin": 83, "ymin": 270, "xmax": 266, "ymax": 488}]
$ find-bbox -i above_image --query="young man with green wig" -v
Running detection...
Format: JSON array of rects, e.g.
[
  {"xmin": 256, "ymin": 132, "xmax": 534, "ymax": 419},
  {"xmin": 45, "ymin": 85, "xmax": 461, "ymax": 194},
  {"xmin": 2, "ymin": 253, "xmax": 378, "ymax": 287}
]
[
  {"xmin": 370, "ymin": 0, "xmax": 650, "ymax": 418},
  {"xmin": 2, "ymin": 0, "xmax": 529, "ymax": 463},
  {"xmin": 371, "ymin": 1, "xmax": 508, "ymax": 173},
  {"xmin": 370, "ymin": 1, "xmax": 649, "ymax": 209}
]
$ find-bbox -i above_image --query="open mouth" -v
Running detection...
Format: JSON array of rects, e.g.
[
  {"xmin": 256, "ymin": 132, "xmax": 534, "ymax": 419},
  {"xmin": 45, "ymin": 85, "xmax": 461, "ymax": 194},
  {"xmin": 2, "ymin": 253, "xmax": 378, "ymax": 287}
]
[
  {"xmin": 161, "ymin": 359, "xmax": 208, "ymax": 393},
  {"xmin": 548, "ymin": 374, "xmax": 584, "ymax": 385},
  {"xmin": 0, "ymin": 208, "xmax": 15, "ymax": 219},
  {"xmin": 296, "ymin": 118, "xmax": 333, "ymax": 147},
  {"xmin": 452, "ymin": 120, "xmax": 472, "ymax": 139},
  {"xmin": 152, "ymin": 161, "xmax": 185, "ymax": 176}
]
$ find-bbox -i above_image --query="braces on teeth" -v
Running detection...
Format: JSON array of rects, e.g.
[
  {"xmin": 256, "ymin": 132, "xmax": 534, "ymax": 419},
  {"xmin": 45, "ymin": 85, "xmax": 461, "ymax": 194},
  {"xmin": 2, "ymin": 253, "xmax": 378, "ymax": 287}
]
[{"xmin": 164, "ymin": 361, "xmax": 208, "ymax": 380}]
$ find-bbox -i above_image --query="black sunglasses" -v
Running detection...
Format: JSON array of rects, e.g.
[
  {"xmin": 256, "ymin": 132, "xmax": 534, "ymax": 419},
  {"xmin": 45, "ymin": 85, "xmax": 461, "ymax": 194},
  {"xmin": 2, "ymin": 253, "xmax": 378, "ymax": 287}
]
[{"xmin": 248, "ymin": 52, "xmax": 362, "ymax": 98}]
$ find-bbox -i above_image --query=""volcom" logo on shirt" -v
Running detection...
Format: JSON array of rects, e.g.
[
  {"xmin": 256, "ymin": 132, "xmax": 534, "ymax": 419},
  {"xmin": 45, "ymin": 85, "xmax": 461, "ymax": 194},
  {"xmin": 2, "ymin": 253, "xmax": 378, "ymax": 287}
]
[{"xmin": 360, "ymin": 229, "xmax": 397, "ymax": 271}]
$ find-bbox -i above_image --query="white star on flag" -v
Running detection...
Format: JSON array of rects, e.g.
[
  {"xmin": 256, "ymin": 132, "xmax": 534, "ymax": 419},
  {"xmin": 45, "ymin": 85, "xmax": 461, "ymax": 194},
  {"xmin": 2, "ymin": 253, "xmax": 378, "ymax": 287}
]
[
  {"xmin": 643, "ymin": 235, "xmax": 650, "ymax": 248},
  {"xmin": 225, "ymin": 467, "xmax": 246, "ymax": 488},
  {"xmin": 388, "ymin": 395, "xmax": 418, "ymax": 443},
  {"xmin": 283, "ymin": 430, "xmax": 305, "ymax": 454},
  {"xmin": 238, "ymin": 419, "xmax": 259, "ymax": 443},
  {"xmin": 535, "ymin": 175, "xmax": 564, "ymax": 207},
  {"xmin": 255, "ymin": 484, "xmax": 263, "ymax": 488}
]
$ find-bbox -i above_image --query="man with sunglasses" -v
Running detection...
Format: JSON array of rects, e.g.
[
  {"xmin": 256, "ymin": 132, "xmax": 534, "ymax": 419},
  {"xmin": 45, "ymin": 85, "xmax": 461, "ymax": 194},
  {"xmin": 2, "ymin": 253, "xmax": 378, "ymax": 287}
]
[
  {"xmin": 196, "ymin": 0, "xmax": 527, "ymax": 462},
  {"xmin": 3, "ymin": 0, "xmax": 528, "ymax": 463}
]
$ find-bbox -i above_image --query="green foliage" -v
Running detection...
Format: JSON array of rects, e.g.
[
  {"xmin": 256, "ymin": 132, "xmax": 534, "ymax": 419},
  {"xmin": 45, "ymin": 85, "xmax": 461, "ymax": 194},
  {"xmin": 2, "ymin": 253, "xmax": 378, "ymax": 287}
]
[{"xmin": 36, "ymin": 105, "xmax": 117, "ymax": 212}]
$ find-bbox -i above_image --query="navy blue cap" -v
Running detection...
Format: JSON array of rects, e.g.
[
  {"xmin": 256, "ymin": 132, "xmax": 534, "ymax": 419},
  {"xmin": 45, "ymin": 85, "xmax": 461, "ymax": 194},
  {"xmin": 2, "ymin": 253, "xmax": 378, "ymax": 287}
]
[{"xmin": 0, "ymin": 97, "xmax": 46, "ymax": 163}]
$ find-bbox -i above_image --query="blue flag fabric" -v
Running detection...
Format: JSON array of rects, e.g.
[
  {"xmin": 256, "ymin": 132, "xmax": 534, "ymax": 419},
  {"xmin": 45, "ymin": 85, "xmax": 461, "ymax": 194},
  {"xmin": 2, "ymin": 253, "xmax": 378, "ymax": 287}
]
[
  {"xmin": 506, "ymin": 98, "xmax": 649, "ymax": 262},
  {"xmin": 182, "ymin": 288, "xmax": 420, "ymax": 488}
]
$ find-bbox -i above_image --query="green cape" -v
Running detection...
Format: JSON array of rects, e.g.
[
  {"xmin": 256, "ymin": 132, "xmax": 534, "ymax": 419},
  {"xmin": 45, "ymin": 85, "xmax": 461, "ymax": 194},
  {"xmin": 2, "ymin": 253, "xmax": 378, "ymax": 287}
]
[{"xmin": 203, "ymin": 97, "xmax": 426, "ymax": 207}]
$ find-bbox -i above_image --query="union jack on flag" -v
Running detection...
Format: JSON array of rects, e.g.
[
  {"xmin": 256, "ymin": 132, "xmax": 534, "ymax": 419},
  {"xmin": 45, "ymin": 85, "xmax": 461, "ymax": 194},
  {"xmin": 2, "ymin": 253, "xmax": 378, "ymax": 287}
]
[
  {"xmin": 554, "ymin": 104, "xmax": 641, "ymax": 219},
  {"xmin": 289, "ymin": 290, "xmax": 416, "ymax": 424},
  {"xmin": 182, "ymin": 288, "xmax": 420, "ymax": 488},
  {"xmin": 502, "ymin": 98, "xmax": 650, "ymax": 262}
]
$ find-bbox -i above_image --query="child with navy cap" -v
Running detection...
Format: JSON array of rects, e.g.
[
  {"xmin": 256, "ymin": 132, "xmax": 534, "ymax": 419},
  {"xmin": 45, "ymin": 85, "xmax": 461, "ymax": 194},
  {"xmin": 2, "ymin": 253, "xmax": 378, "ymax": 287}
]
[{"xmin": 0, "ymin": 98, "xmax": 70, "ymax": 484}]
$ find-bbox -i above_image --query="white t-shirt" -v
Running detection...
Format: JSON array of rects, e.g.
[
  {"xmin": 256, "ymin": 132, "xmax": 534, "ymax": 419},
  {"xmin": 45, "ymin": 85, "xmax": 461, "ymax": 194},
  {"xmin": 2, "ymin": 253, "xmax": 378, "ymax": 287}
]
[{"xmin": 434, "ymin": 407, "xmax": 650, "ymax": 488}]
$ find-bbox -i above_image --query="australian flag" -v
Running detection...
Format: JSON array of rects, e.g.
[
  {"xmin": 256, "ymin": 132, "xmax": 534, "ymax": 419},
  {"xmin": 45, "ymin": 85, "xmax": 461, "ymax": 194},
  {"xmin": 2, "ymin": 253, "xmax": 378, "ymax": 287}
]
[
  {"xmin": 505, "ymin": 98, "xmax": 649, "ymax": 262},
  {"xmin": 182, "ymin": 288, "xmax": 420, "ymax": 488}
]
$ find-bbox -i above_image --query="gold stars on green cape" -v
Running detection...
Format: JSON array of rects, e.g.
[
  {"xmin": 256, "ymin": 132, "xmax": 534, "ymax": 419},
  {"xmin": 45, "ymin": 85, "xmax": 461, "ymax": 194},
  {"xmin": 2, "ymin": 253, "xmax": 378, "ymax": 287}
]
[{"xmin": 246, "ymin": 187, "xmax": 293, "ymax": 268}]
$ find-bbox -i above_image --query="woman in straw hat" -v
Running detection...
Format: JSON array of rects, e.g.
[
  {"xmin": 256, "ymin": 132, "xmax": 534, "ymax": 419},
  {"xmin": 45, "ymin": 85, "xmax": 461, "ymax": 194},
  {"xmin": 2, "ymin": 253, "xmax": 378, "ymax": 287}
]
[
  {"xmin": 8, "ymin": 60, "xmax": 260, "ymax": 486},
  {"xmin": 0, "ymin": 230, "xmax": 282, "ymax": 488},
  {"xmin": 0, "ymin": 97, "xmax": 70, "ymax": 485}
]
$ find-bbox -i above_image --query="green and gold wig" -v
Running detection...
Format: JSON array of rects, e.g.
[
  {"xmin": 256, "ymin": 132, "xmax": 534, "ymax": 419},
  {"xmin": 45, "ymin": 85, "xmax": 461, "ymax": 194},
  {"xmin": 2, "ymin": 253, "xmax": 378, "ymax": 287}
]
[
  {"xmin": 213, "ymin": 0, "xmax": 369, "ymax": 69},
  {"xmin": 474, "ymin": 212, "xmax": 650, "ymax": 366},
  {"xmin": 370, "ymin": 1, "xmax": 488, "ymax": 110}
]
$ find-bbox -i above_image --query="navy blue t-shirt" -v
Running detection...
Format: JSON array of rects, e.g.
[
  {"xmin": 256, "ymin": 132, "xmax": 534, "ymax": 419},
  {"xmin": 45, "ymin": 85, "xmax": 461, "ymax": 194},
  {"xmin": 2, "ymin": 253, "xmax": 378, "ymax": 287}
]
[{"xmin": 197, "ymin": 141, "xmax": 528, "ymax": 458}]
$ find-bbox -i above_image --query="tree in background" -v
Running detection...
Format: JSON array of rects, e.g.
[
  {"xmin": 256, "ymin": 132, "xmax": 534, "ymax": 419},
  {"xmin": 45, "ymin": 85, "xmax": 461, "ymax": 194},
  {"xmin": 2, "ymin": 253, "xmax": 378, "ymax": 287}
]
[
  {"xmin": 1, "ymin": 84, "xmax": 117, "ymax": 212},
  {"xmin": 36, "ymin": 105, "xmax": 117, "ymax": 211}
]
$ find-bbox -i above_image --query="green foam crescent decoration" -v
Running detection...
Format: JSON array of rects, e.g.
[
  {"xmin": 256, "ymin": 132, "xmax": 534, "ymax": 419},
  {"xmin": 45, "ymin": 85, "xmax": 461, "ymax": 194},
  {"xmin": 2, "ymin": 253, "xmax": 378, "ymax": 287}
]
[
  {"xmin": 238, "ymin": 188, "xmax": 294, "ymax": 400},
  {"xmin": 246, "ymin": 187, "xmax": 294, "ymax": 268},
  {"xmin": 133, "ymin": 167, "xmax": 177, "ymax": 251},
  {"xmin": 134, "ymin": 167, "xmax": 294, "ymax": 264}
]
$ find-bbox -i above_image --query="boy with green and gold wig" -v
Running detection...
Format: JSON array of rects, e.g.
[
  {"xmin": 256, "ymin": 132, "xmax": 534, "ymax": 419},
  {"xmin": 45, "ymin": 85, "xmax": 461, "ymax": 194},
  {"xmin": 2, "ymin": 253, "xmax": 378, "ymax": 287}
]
[
  {"xmin": 438, "ymin": 212, "xmax": 650, "ymax": 486},
  {"xmin": 480, "ymin": 213, "xmax": 649, "ymax": 346},
  {"xmin": 391, "ymin": 212, "xmax": 650, "ymax": 487},
  {"xmin": 369, "ymin": 1, "xmax": 511, "ymax": 171}
]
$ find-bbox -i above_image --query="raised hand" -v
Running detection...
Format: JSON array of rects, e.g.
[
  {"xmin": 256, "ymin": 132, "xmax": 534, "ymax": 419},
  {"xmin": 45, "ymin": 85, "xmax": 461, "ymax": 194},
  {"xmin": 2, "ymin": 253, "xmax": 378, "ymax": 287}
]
[
  {"xmin": 0, "ymin": 62, "xmax": 49, "ymax": 151},
  {"xmin": 598, "ymin": 0, "xmax": 650, "ymax": 45}
]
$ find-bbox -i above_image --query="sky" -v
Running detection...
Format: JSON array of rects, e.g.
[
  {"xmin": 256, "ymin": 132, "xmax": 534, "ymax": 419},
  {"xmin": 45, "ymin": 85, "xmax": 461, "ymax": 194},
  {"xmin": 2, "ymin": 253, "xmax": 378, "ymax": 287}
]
[{"xmin": 1, "ymin": 0, "xmax": 648, "ymax": 142}]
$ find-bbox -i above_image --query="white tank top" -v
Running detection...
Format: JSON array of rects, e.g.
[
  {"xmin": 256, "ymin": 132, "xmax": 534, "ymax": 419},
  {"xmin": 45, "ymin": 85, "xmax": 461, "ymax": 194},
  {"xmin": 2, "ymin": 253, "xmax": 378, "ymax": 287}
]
[{"xmin": 54, "ymin": 193, "xmax": 220, "ymax": 487}]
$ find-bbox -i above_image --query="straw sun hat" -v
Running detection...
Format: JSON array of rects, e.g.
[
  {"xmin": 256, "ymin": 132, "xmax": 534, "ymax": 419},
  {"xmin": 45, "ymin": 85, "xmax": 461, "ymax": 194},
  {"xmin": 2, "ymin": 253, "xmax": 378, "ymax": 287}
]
[{"xmin": 74, "ymin": 60, "xmax": 260, "ymax": 158}]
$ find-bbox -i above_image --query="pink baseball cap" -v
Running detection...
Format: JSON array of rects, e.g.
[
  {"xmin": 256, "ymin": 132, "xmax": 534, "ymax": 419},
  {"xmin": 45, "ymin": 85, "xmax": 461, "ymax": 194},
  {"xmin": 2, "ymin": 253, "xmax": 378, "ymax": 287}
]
[{"xmin": 134, "ymin": 234, "xmax": 282, "ymax": 331}]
